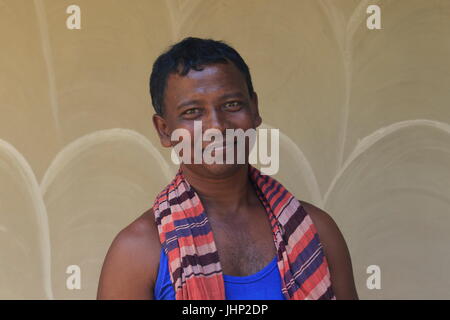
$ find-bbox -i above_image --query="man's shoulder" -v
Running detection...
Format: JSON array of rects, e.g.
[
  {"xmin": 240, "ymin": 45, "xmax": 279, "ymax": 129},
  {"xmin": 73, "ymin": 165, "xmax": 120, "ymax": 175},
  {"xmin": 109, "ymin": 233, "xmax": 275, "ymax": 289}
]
[
  {"xmin": 97, "ymin": 208, "xmax": 162, "ymax": 299},
  {"xmin": 114, "ymin": 208, "xmax": 161, "ymax": 257},
  {"xmin": 298, "ymin": 200, "xmax": 359, "ymax": 299},
  {"xmin": 299, "ymin": 200, "xmax": 337, "ymax": 232},
  {"xmin": 100, "ymin": 209, "xmax": 161, "ymax": 296},
  {"xmin": 298, "ymin": 200, "xmax": 343, "ymax": 248}
]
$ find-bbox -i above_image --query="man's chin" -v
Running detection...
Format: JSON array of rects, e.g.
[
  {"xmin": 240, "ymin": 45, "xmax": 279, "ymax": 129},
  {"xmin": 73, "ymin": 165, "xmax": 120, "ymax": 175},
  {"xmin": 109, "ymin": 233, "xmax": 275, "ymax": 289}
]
[{"xmin": 183, "ymin": 162, "xmax": 246, "ymax": 178}]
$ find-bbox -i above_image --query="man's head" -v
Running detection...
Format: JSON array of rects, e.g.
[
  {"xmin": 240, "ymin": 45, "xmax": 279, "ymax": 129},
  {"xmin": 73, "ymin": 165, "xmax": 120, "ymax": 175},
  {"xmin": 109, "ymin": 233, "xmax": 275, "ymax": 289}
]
[
  {"xmin": 150, "ymin": 37, "xmax": 255, "ymax": 116},
  {"xmin": 150, "ymin": 37, "xmax": 261, "ymax": 177}
]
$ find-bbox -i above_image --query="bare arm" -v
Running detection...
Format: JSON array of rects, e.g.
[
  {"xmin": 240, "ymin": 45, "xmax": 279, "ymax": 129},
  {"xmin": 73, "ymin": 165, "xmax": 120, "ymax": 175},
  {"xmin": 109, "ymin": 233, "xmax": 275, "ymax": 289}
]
[
  {"xmin": 300, "ymin": 201, "xmax": 359, "ymax": 300},
  {"xmin": 97, "ymin": 210, "xmax": 161, "ymax": 300}
]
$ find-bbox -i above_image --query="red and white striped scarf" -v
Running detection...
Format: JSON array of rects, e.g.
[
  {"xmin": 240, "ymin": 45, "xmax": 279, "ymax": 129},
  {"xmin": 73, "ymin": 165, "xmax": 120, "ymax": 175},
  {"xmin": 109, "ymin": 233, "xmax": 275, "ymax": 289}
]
[{"xmin": 152, "ymin": 165, "xmax": 335, "ymax": 300}]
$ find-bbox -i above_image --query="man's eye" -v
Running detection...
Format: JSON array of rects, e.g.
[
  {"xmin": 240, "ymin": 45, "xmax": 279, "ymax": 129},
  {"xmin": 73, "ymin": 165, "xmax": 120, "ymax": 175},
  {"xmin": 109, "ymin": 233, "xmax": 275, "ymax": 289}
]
[
  {"xmin": 183, "ymin": 108, "xmax": 200, "ymax": 115},
  {"xmin": 224, "ymin": 101, "xmax": 242, "ymax": 109}
]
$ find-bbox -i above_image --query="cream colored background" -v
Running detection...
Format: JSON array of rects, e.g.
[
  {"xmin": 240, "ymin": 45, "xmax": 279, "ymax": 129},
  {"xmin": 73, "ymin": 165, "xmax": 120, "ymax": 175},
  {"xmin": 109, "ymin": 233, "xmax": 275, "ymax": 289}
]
[{"xmin": 1, "ymin": 0, "xmax": 449, "ymax": 299}]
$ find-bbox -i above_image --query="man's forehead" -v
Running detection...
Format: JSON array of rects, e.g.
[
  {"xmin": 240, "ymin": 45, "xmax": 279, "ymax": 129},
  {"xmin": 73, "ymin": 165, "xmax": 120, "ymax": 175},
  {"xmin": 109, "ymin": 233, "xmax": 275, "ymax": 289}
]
[
  {"xmin": 169, "ymin": 62, "xmax": 243, "ymax": 85},
  {"xmin": 165, "ymin": 63, "xmax": 247, "ymax": 102}
]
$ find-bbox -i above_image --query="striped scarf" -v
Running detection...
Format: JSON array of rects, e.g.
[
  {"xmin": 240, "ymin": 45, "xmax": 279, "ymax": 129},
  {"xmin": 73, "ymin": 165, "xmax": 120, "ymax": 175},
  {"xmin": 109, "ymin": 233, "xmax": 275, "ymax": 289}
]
[{"xmin": 152, "ymin": 165, "xmax": 336, "ymax": 300}]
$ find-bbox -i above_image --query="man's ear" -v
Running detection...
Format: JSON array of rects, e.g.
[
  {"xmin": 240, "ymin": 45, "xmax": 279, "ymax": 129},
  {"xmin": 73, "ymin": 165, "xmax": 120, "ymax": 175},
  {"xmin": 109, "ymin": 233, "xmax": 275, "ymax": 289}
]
[
  {"xmin": 152, "ymin": 114, "xmax": 172, "ymax": 148},
  {"xmin": 251, "ymin": 91, "xmax": 262, "ymax": 127}
]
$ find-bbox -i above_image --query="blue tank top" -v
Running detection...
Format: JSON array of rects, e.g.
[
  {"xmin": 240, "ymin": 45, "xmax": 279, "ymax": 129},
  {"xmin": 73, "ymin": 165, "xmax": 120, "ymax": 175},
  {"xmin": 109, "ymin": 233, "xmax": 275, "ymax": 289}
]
[{"xmin": 154, "ymin": 248, "xmax": 286, "ymax": 300}]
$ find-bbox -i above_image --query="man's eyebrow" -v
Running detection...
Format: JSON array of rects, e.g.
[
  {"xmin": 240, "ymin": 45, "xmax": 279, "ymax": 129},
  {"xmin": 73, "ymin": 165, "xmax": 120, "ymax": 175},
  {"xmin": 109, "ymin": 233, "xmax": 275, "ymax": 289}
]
[
  {"xmin": 218, "ymin": 92, "xmax": 246, "ymax": 100},
  {"xmin": 176, "ymin": 92, "xmax": 246, "ymax": 110},
  {"xmin": 176, "ymin": 99, "xmax": 203, "ymax": 110}
]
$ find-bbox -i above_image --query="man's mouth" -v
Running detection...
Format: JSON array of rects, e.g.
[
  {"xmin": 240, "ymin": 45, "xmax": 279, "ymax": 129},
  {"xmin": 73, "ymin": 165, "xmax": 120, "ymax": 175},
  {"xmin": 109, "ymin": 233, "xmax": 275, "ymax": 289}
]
[{"xmin": 202, "ymin": 139, "xmax": 237, "ymax": 152}]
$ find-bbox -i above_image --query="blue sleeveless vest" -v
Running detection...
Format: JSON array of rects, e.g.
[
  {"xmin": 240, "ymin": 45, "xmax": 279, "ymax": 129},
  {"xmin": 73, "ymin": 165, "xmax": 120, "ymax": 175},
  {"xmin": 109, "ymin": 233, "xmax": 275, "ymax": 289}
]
[{"xmin": 154, "ymin": 248, "xmax": 286, "ymax": 300}]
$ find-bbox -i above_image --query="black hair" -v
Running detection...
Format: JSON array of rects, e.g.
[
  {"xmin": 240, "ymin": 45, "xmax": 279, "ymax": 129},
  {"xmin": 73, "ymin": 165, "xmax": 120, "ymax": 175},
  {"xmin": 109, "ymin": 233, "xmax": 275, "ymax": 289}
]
[{"xmin": 149, "ymin": 37, "xmax": 254, "ymax": 115}]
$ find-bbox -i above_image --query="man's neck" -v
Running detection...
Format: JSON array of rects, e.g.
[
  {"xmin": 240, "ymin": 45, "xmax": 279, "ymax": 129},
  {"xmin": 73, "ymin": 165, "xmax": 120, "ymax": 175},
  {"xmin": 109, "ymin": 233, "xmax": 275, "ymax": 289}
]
[{"xmin": 180, "ymin": 164, "xmax": 256, "ymax": 218}]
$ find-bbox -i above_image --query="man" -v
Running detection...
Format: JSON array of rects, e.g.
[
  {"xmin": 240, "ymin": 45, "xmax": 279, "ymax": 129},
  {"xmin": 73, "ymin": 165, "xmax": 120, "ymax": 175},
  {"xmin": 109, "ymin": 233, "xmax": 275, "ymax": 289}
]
[{"xmin": 97, "ymin": 37, "xmax": 358, "ymax": 300}]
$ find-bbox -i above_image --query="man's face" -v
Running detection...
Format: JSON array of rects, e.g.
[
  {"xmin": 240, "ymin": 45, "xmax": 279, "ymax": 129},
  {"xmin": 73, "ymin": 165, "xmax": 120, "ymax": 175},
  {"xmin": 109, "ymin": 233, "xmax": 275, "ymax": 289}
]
[{"xmin": 153, "ymin": 61, "xmax": 261, "ymax": 178}]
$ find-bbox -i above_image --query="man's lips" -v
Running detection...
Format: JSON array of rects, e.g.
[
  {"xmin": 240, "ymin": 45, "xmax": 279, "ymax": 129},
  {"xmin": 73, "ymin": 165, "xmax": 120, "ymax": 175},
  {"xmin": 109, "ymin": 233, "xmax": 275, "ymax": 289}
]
[{"xmin": 202, "ymin": 140, "xmax": 237, "ymax": 152}]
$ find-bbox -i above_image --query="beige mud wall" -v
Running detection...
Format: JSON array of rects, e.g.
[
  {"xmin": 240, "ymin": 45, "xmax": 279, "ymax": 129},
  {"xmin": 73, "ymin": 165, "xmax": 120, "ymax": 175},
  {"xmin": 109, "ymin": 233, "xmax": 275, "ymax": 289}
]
[{"xmin": 1, "ymin": 0, "xmax": 449, "ymax": 299}]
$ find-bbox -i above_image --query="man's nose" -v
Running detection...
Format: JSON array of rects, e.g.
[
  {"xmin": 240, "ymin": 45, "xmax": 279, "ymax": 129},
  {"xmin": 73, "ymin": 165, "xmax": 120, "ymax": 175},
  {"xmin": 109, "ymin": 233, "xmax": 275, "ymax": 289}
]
[{"xmin": 204, "ymin": 108, "xmax": 227, "ymax": 133}]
